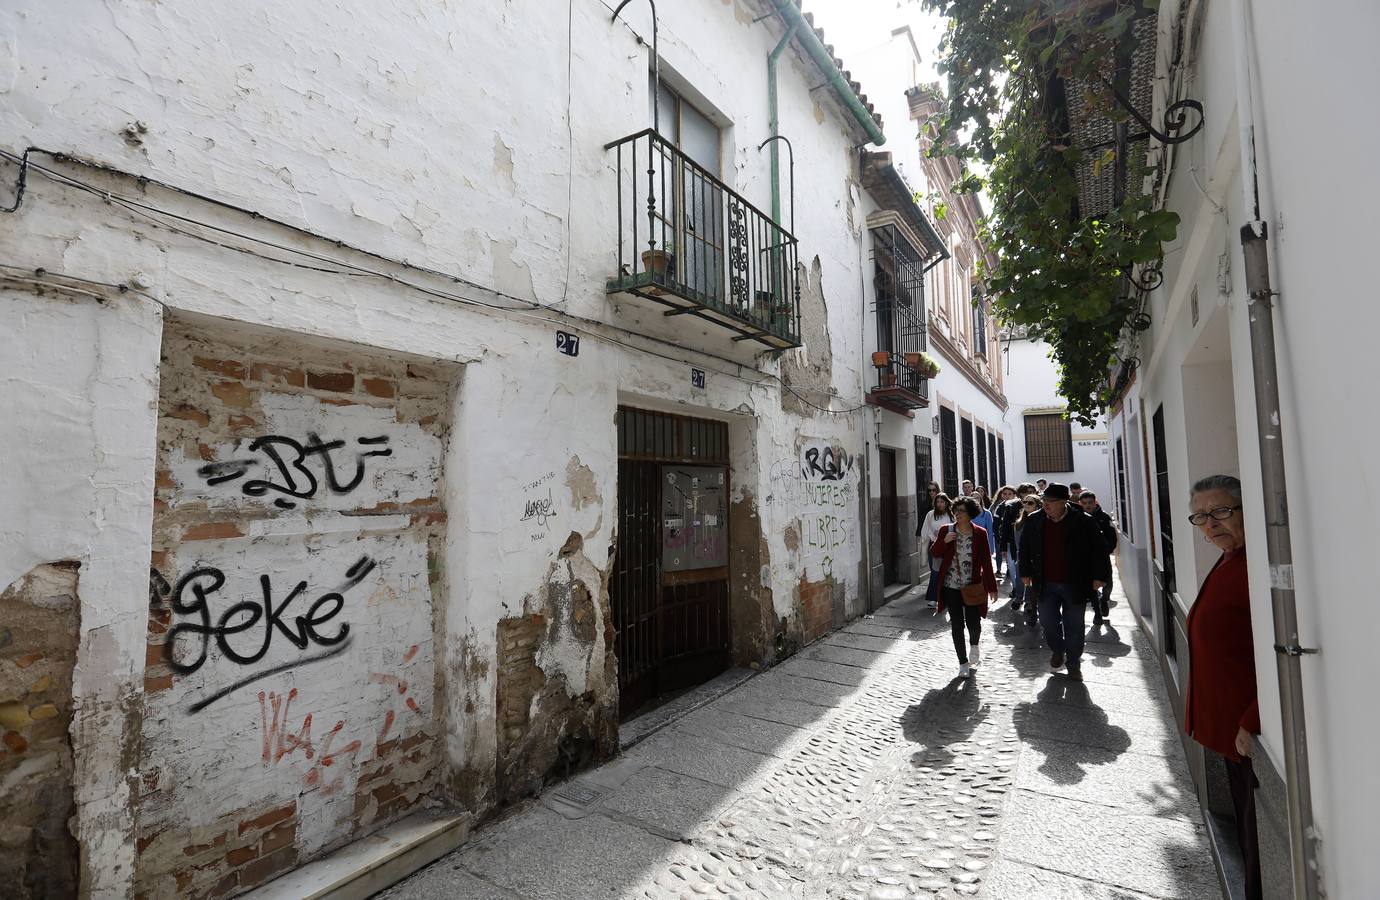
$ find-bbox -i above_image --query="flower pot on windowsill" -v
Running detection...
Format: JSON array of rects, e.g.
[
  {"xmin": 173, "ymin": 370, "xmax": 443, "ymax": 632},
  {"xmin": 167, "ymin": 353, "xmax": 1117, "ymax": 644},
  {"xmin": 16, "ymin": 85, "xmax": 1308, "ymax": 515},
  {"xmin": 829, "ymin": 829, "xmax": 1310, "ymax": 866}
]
[
  {"xmin": 903, "ymin": 352, "xmax": 924, "ymax": 369},
  {"xmin": 881, "ymin": 372, "xmax": 898, "ymax": 387},
  {"xmin": 641, "ymin": 248, "xmax": 675, "ymax": 278},
  {"xmin": 871, "ymin": 351, "xmax": 891, "ymax": 369}
]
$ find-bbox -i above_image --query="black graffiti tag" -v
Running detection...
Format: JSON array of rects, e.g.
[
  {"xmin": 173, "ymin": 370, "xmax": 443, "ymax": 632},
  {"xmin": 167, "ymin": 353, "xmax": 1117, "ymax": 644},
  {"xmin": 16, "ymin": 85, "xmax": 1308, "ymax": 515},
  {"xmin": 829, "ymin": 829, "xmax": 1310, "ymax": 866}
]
[
  {"xmin": 196, "ymin": 434, "xmax": 393, "ymax": 509},
  {"xmin": 155, "ymin": 555, "xmax": 374, "ymax": 713},
  {"xmin": 802, "ymin": 446, "xmax": 855, "ymax": 482}
]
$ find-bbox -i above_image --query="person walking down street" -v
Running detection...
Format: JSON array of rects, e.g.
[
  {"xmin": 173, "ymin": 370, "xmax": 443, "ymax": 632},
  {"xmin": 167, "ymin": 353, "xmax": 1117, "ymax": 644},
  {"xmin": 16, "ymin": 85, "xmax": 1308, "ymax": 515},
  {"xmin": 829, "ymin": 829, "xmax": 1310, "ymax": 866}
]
[
  {"xmin": 918, "ymin": 492, "xmax": 954, "ymax": 610},
  {"xmin": 990, "ymin": 486, "xmax": 1016, "ymax": 577},
  {"xmin": 1184, "ymin": 475, "xmax": 1261, "ymax": 900},
  {"xmin": 994, "ymin": 483, "xmax": 1035, "ymax": 608},
  {"xmin": 930, "ymin": 497, "xmax": 998, "ymax": 678},
  {"xmin": 969, "ymin": 494, "xmax": 995, "ymax": 568},
  {"xmin": 1079, "ymin": 491, "xmax": 1118, "ymax": 624},
  {"xmin": 1013, "ymin": 493, "xmax": 1040, "ymax": 625},
  {"xmin": 1035, "ymin": 479, "xmax": 1048, "ymax": 493},
  {"xmin": 1018, "ymin": 483, "xmax": 1111, "ymax": 681},
  {"xmin": 975, "ymin": 485, "xmax": 992, "ymax": 513}
]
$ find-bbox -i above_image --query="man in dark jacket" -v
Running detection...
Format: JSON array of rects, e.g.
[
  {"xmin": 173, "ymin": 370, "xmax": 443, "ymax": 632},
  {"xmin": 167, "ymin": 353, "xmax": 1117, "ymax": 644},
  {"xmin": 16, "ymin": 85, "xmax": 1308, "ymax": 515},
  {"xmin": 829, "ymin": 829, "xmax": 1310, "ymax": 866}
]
[
  {"xmin": 1079, "ymin": 491, "xmax": 1118, "ymax": 624},
  {"xmin": 1019, "ymin": 483, "xmax": 1112, "ymax": 680}
]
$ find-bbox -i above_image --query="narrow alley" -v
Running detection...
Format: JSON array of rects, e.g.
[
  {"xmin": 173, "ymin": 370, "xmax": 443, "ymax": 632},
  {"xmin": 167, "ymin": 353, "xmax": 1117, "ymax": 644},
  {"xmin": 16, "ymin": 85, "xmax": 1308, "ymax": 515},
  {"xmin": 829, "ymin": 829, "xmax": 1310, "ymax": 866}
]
[{"xmin": 380, "ymin": 581, "xmax": 1215, "ymax": 900}]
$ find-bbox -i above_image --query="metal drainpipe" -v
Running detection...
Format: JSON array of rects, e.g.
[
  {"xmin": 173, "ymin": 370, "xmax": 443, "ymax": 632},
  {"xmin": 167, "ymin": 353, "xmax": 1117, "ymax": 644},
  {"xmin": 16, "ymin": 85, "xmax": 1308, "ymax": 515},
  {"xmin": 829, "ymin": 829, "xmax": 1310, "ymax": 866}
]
[
  {"xmin": 767, "ymin": 0, "xmax": 886, "ymax": 148},
  {"xmin": 767, "ymin": 21, "xmax": 800, "ymax": 227},
  {"xmin": 1229, "ymin": 0, "xmax": 1321, "ymax": 897}
]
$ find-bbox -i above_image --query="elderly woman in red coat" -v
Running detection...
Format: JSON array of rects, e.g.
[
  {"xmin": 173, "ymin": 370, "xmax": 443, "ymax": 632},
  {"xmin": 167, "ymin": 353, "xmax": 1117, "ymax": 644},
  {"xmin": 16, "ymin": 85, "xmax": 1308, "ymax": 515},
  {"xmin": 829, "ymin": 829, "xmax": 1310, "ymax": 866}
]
[
  {"xmin": 1184, "ymin": 474, "xmax": 1261, "ymax": 900},
  {"xmin": 930, "ymin": 496, "xmax": 999, "ymax": 679}
]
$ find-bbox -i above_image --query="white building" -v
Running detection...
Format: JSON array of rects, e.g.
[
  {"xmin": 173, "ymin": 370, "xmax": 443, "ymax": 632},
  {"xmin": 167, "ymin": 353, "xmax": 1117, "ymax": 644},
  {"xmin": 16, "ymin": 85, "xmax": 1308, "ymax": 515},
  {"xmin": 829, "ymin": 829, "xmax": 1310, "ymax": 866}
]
[
  {"xmin": 846, "ymin": 29, "xmax": 1008, "ymax": 603},
  {"xmin": 1091, "ymin": 2, "xmax": 1380, "ymax": 898},
  {"xmin": 1002, "ymin": 328, "xmax": 1114, "ymax": 502},
  {"xmin": 0, "ymin": 1, "xmax": 899, "ymax": 895}
]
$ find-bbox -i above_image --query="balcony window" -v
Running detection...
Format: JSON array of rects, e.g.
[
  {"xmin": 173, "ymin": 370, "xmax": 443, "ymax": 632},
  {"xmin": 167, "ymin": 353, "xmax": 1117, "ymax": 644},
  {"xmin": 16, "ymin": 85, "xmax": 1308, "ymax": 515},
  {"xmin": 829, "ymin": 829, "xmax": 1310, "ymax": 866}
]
[
  {"xmin": 606, "ymin": 86, "xmax": 800, "ymax": 349},
  {"xmin": 868, "ymin": 224, "xmax": 930, "ymax": 410}
]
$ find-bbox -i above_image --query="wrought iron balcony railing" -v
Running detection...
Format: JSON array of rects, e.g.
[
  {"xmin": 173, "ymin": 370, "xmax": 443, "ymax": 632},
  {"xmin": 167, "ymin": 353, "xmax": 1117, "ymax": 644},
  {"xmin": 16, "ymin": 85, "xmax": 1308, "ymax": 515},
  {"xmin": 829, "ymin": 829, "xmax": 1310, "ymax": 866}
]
[
  {"xmin": 870, "ymin": 223, "xmax": 930, "ymax": 410},
  {"xmin": 605, "ymin": 129, "xmax": 801, "ymax": 349}
]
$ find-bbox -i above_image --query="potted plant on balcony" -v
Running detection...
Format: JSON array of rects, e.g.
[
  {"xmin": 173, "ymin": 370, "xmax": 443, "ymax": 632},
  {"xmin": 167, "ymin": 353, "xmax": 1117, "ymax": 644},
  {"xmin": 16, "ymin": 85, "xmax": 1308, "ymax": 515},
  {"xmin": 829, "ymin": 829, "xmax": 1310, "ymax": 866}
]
[
  {"xmin": 641, "ymin": 241, "xmax": 675, "ymax": 279},
  {"xmin": 917, "ymin": 352, "xmax": 941, "ymax": 379},
  {"xmin": 871, "ymin": 350, "xmax": 891, "ymax": 369}
]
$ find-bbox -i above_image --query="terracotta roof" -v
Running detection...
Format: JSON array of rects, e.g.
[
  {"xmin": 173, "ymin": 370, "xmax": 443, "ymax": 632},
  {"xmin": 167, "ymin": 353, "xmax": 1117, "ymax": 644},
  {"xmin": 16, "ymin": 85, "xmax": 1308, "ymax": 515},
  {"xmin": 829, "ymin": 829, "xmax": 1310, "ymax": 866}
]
[{"xmin": 791, "ymin": 2, "xmax": 885, "ymax": 135}]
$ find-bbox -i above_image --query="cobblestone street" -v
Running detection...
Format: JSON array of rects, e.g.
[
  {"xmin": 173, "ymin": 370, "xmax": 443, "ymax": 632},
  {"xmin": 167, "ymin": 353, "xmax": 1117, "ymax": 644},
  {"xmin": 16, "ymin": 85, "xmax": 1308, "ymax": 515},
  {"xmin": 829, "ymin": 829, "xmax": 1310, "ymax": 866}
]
[{"xmin": 384, "ymin": 578, "xmax": 1218, "ymax": 900}]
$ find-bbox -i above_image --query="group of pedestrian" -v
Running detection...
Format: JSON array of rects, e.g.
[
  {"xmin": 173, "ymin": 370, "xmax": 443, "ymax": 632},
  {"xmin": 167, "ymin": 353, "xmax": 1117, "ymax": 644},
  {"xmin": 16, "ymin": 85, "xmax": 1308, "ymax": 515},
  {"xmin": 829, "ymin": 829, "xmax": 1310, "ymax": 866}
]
[
  {"xmin": 920, "ymin": 472, "xmax": 1262, "ymax": 899},
  {"xmin": 920, "ymin": 479, "xmax": 1116, "ymax": 680}
]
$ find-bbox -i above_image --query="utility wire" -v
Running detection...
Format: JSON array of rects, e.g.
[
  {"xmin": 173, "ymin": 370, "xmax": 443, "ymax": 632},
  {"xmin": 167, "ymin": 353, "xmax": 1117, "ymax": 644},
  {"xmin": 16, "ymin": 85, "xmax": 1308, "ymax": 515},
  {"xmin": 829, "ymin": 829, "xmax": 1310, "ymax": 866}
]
[{"xmin": 0, "ymin": 148, "xmax": 867, "ymax": 414}]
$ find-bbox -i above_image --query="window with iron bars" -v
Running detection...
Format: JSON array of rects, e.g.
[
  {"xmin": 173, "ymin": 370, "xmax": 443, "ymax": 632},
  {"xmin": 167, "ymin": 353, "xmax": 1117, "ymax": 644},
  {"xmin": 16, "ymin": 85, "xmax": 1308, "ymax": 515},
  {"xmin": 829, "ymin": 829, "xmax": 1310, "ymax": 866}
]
[
  {"xmin": 1024, "ymin": 413, "xmax": 1074, "ymax": 473},
  {"xmin": 870, "ymin": 224, "xmax": 928, "ymax": 391},
  {"xmin": 972, "ymin": 300, "xmax": 988, "ymax": 357}
]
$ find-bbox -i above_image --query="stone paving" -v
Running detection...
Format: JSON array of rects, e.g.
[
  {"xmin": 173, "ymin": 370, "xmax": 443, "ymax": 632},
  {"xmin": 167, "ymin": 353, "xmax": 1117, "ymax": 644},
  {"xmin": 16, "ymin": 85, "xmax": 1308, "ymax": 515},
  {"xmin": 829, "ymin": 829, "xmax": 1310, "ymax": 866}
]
[{"xmin": 381, "ymin": 579, "xmax": 1219, "ymax": 899}]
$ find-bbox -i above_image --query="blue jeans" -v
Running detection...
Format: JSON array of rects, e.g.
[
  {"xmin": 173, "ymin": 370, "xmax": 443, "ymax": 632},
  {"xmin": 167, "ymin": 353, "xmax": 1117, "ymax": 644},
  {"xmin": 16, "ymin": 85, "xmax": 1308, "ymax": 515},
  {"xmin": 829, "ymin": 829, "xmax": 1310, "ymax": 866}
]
[
  {"xmin": 1038, "ymin": 582, "xmax": 1086, "ymax": 669},
  {"xmin": 925, "ymin": 562, "xmax": 941, "ymax": 605},
  {"xmin": 1004, "ymin": 549, "xmax": 1024, "ymax": 602}
]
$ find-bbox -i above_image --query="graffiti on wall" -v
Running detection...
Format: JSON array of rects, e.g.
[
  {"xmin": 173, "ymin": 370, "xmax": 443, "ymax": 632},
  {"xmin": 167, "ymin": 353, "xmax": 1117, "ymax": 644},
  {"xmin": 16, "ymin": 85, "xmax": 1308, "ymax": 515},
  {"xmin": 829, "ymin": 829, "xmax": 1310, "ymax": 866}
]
[
  {"xmin": 766, "ymin": 440, "xmax": 860, "ymax": 581},
  {"xmin": 152, "ymin": 555, "xmax": 375, "ymax": 713},
  {"xmin": 519, "ymin": 472, "xmax": 558, "ymax": 542},
  {"xmin": 195, "ymin": 434, "xmax": 393, "ymax": 509}
]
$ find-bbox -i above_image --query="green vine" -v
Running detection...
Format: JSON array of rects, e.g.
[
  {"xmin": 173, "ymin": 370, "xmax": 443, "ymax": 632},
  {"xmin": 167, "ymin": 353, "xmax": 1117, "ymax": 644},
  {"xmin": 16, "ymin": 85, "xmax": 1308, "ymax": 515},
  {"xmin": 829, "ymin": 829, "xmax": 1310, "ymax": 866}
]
[{"xmin": 920, "ymin": 0, "xmax": 1178, "ymax": 424}]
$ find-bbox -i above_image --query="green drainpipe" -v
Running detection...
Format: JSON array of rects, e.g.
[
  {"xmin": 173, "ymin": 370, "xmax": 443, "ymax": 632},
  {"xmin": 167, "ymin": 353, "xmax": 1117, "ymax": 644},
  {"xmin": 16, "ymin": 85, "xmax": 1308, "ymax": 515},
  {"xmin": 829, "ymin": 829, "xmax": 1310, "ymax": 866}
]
[
  {"xmin": 767, "ymin": 20, "xmax": 800, "ymax": 227},
  {"xmin": 768, "ymin": 0, "xmax": 887, "ymax": 148}
]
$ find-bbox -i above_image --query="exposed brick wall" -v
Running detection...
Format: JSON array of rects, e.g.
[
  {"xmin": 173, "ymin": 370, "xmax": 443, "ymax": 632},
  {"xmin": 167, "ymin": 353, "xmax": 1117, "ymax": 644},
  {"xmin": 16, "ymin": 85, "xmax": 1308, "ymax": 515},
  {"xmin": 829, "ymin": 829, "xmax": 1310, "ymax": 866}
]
[
  {"xmin": 799, "ymin": 575, "xmax": 834, "ymax": 644},
  {"xmin": 0, "ymin": 562, "xmax": 82, "ymax": 899},
  {"xmin": 136, "ymin": 321, "xmax": 454, "ymax": 898}
]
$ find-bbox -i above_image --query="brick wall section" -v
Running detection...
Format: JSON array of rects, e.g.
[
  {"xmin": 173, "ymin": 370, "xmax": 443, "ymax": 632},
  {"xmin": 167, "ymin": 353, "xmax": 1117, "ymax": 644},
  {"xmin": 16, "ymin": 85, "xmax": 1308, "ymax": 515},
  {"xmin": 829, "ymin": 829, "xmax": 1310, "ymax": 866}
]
[
  {"xmin": 137, "ymin": 323, "xmax": 453, "ymax": 899},
  {"xmin": 799, "ymin": 576, "xmax": 833, "ymax": 644},
  {"xmin": 0, "ymin": 562, "xmax": 82, "ymax": 899},
  {"xmin": 135, "ymin": 800, "xmax": 299, "ymax": 899}
]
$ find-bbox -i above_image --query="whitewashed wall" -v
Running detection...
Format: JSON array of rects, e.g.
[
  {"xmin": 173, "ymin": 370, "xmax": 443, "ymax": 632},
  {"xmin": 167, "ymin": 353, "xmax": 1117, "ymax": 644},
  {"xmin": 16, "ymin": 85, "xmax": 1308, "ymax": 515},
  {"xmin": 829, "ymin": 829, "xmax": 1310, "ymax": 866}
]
[
  {"xmin": 0, "ymin": 0, "xmax": 879, "ymax": 893},
  {"xmin": 1003, "ymin": 337, "xmax": 1112, "ymax": 500},
  {"xmin": 1107, "ymin": 1, "xmax": 1380, "ymax": 896}
]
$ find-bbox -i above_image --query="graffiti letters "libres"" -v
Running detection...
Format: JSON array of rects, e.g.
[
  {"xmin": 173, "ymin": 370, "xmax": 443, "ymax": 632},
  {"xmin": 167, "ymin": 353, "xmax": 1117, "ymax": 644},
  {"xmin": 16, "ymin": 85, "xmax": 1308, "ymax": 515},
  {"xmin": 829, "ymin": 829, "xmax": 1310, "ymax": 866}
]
[
  {"xmin": 153, "ymin": 556, "xmax": 374, "ymax": 713},
  {"xmin": 197, "ymin": 433, "xmax": 393, "ymax": 509}
]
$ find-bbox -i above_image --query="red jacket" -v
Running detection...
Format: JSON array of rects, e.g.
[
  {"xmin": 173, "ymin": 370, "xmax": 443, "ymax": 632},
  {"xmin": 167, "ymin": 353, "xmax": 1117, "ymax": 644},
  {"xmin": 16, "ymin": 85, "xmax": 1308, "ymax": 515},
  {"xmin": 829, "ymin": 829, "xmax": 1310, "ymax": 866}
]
[
  {"xmin": 1185, "ymin": 549, "xmax": 1261, "ymax": 761},
  {"xmin": 930, "ymin": 524, "xmax": 999, "ymax": 618}
]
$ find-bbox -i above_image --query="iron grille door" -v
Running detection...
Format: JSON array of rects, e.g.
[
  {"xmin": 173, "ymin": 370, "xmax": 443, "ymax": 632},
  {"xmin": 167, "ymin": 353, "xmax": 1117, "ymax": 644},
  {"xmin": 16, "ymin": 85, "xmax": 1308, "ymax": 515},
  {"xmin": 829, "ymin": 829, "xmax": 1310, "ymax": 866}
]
[
  {"xmin": 987, "ymin": 433, "xmax": 999, "ymax": 489},
  {"xmin": 879, "ymin": 449, "xmax": 899, "ymax": 585},
  {"xmin": 1151, "ymin": 406, "xmax": 1177, "ymax": 662},
  {"xmin": 613, "ymin": 406, "xmax": 731, "ymax": 719},
  {"xmin": 997, "ymin": 437, "xmax": 1007, "ymax": 487},
  {"xmin": 613, "ymin": 459, "xmax": 660, "ymax": 713},
  {"xmin": 914, "ymin": 435, "xmax": 934, "ymax": 518},
  {"xmin": 976, "ymin": 425, "xmax": 989, "ymax": 490},
  {"xmin": 940, "ymin": 408, "xmax": 959, "ymax": 497},
  {"xmin": 961, "ymin": 417, "xmax": 975, "ymax": 485}
]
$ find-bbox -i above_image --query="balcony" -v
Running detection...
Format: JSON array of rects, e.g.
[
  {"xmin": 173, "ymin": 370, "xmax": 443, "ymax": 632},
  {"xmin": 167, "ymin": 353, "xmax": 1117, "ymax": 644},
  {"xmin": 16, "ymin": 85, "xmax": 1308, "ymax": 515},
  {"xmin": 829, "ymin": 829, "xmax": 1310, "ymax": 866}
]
[
  {"xmin": 605, "ymin": 129, "xmax": 801, "ymax": 349},
  {"xmin": 868, "ymin": 223, "xmax": 931, "ymax": 413}
]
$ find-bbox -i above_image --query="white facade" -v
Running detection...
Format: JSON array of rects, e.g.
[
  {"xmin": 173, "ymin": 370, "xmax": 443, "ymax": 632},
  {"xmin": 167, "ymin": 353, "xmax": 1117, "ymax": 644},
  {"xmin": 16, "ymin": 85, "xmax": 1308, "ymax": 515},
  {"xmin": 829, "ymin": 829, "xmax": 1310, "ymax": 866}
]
[
  {"xmin": 1002, "ymin": 333, "xmax": 1113, "ymax": 501},
  {"xmin": 0, "ymin": 1, "xmax": 891, "ymax": 895},
  {"xmin": 1104, "ymin": 1, "xmax": 1380, "ymax": 897},
  {"xmin": 848, "ymin": 28, "xmax": 1008, "ymax": 587}
]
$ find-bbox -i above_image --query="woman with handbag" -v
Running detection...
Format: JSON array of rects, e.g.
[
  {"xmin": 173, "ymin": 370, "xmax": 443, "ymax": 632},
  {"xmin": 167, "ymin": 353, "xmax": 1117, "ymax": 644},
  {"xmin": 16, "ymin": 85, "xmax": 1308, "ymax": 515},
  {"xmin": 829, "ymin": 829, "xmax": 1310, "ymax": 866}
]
[{"xmin": 930, "ymin": 496, "xmax": 999, "ymax": 678}]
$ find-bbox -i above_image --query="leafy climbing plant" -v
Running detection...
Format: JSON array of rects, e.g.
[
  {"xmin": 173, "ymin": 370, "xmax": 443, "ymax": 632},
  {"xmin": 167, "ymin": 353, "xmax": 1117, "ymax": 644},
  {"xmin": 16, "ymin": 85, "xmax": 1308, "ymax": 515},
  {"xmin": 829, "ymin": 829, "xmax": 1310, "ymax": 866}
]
[{"xmin": 920, "ymin": 0, "xmax": 1177, "ymax": 424}]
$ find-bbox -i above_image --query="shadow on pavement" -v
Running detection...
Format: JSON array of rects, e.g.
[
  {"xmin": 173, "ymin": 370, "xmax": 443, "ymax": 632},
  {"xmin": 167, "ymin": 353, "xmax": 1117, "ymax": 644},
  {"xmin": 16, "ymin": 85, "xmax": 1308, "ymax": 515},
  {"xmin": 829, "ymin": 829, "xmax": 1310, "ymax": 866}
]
[
  {"xmin": 1012, "ymin": 678, "xmax": 1133, "ymax": 785},
  {"xmin": 899, "ymin": 674, "xmax": 990, "ymax": 769}
]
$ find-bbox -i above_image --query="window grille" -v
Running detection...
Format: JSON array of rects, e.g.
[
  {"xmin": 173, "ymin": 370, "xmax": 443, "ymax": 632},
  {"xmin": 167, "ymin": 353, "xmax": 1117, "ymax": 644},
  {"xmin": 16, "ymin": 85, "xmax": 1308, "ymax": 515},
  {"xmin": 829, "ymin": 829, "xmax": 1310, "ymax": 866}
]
[{"xmin": 1023, "ymin": 413, "xmax": 1074, "ymax": 473}]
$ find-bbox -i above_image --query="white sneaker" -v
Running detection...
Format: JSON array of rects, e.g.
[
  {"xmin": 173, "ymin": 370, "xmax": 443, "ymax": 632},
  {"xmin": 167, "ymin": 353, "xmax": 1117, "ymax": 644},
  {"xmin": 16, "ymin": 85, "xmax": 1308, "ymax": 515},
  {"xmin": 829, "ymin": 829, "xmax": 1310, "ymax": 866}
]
[
  {"xmin": 969, "ymin": 644, "xmax": 981, "ymax": 668},
  {"xmin": 957, "ymin": 664, "xmax": 970, "ymax": 678},
  {"xmin": 927, "ymin": 599, "xmax": 938, "ymax": 609}
]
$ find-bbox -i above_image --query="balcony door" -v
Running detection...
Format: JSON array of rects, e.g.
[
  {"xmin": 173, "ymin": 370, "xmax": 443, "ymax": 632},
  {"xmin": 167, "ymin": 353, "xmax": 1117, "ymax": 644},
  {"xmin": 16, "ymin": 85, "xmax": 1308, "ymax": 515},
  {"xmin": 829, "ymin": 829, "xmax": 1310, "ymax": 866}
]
[{"xmin": 653, "ymin": 79, "xmax": 724, "ymax": 303}]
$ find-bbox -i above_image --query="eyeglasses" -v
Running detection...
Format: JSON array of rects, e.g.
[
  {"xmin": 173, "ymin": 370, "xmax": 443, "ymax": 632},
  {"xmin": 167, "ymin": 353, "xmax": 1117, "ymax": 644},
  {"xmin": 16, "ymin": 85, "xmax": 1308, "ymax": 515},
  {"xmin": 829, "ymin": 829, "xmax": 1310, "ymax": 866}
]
[
  {"xmin": 1187, "ymin": 505, "xmax": 1242, "ymax": 525},
  {"xmin": 1021, "ymin": 501, "xmax": 1037, "ymax": 507}
]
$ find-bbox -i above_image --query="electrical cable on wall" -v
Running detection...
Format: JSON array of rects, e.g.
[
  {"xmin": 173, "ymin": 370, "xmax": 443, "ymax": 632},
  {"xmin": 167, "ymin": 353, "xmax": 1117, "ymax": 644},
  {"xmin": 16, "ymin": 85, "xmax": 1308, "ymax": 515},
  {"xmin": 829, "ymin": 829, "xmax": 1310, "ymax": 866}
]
[{"xmin": 0, "ymin": 148, "xmax": 868, "ymax": 415}]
